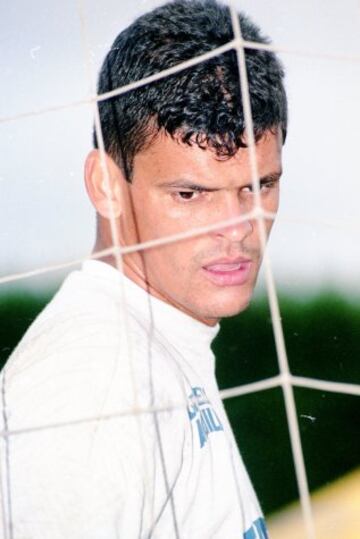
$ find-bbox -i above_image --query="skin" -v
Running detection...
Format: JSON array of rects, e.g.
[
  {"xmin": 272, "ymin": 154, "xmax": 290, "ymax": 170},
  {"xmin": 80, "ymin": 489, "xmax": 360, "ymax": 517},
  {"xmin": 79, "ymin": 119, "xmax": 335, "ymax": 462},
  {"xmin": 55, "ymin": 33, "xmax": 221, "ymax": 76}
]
[{"xmin": 85, "ymin": 128, "xmax": 282, "ymax": 326}]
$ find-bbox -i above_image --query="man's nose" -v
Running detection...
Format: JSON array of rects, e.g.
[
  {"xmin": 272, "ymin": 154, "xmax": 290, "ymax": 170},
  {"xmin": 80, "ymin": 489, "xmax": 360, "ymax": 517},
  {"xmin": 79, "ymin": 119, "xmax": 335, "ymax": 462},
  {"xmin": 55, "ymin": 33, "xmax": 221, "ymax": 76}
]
[{"xmin": 211, "ymin": 193, "xmax": 254, "ymax": 243}]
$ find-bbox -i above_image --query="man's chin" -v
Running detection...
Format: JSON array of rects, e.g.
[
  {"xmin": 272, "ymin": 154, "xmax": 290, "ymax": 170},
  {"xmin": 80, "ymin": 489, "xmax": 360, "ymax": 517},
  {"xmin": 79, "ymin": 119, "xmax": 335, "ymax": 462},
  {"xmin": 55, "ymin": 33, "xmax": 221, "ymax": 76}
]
[
  {"xmin": 217, "ymin": 299, "xmax": 252, "ymax": 319},
  {"xmin": 199, "ymin": 293, "xmax": 254, "ymax": 324}
]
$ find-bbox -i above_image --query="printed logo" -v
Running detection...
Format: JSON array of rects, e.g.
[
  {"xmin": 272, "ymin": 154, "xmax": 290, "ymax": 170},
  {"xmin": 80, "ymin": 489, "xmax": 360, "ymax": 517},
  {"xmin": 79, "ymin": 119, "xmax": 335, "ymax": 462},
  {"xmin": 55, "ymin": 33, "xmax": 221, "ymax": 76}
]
[
  {"xmin": 187, "ymin": 387, "xmax": 223, "ymax": 448},
  {"xmin": 244, "ymin": 517, "xmax": 268, "ymax": 539}
]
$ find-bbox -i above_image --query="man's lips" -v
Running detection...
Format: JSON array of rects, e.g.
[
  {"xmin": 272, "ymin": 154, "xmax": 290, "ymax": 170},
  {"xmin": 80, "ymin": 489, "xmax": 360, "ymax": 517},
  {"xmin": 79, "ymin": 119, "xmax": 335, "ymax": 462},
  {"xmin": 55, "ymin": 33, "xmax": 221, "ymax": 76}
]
[{"xmin": 202, "ymin": 258, "xmax": 252, "ymax": 286}]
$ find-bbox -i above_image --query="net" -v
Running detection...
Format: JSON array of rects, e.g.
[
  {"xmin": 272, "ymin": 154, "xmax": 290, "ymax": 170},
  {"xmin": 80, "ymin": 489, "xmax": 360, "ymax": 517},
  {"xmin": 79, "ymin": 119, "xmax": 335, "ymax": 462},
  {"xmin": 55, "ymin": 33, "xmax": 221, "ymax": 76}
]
[{"xmin": 1, "ymin": 1, "xmax": 359, "ymax": 538}]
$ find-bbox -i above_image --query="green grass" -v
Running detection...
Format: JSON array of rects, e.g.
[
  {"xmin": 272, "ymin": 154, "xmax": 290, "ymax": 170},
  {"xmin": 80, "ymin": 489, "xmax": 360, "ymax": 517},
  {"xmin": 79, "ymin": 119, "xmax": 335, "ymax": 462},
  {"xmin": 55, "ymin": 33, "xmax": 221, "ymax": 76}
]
[{"xmin": 213, "ymin": 293, "xmax": 360, "ymax": 513}]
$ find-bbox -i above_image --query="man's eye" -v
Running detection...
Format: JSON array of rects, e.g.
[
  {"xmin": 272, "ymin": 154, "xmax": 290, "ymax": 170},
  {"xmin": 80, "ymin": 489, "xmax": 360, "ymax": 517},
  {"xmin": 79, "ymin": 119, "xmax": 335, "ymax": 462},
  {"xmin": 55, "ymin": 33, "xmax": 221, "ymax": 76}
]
[
  {"xmin": 176, "ymin": 190, "xmax": 202, "ymax": 201},
  {"xmin": 241, "ymin": 181, "xmax": 275, "ymax": 194},
  {"xmin": 179, "ymin": 191, "xmax": 195, "ymax": 200},
  {"xmin": 261, "ymin": 180, "xmax": 275, "ymax": 191}
]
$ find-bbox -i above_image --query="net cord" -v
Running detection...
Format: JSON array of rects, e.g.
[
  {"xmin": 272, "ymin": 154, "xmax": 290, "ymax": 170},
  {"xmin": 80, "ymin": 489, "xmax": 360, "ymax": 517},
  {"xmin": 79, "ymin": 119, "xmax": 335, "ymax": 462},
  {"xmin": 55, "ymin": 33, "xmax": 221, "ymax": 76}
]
[
  {"xmin": 0, "ymin": 2, "xmax": 359, "ymax": 537},
  {"xmin": 1, "ymin": 212, "xmax": 359, "ymax": 287},
  {"xmin": 229, "ymin": 3, "xmax": 316, "ymax": 538},
  {"xmin": 1, "ymin": 40, "xmax": 360, "ymax": 126},
  {"xmin": 1, "ymin": 373, "xmax": 359, "ymax": 440},
  {"xmin": 78, "ymin": 1, "xmax": 179, "ymax": 534}
]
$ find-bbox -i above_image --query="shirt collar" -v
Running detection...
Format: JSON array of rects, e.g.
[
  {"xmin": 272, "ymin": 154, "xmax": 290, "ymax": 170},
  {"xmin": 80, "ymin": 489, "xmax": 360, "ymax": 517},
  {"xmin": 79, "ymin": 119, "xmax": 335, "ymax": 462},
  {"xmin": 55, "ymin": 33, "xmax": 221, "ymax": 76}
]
[{"xmin": 82, "ymin": 260, "xmax": 220, "ymax": 358}]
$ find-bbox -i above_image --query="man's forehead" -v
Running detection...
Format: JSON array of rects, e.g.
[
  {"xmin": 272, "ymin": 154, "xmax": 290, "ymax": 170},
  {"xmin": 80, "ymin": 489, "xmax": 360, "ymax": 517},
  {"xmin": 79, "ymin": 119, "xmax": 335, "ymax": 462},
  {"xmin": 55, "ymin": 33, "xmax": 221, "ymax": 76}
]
[
  {"xmin": 131, "ymin": 128, "xmax": 282, "ymax": 189},
  {"xmin": 136, "ymin": 127, "xmax": 282, "ymax": 161}
]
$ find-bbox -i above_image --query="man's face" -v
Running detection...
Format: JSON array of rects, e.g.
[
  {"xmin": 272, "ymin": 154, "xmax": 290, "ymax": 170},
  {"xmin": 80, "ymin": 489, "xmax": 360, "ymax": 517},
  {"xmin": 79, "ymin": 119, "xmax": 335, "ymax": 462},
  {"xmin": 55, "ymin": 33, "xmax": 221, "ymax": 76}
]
[{"xmin": 119, "ymin": 129, "xmax": 282, "ymax": 325}]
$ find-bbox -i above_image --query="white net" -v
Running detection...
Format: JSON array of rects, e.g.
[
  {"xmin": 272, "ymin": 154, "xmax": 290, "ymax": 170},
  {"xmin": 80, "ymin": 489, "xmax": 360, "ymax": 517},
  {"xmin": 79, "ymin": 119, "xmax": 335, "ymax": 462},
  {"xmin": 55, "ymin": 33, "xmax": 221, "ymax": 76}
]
[{"xmin": 1, "ymin": 1, "xmax": 359, "ymax": 538}]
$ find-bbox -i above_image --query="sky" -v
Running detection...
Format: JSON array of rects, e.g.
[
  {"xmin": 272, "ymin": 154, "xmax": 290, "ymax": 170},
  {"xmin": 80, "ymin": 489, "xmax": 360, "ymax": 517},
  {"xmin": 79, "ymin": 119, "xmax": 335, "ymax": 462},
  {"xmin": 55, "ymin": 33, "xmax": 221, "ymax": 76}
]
[{"xmin": 1, "ymin": 0, "xmax": 360, "ymax": 294}]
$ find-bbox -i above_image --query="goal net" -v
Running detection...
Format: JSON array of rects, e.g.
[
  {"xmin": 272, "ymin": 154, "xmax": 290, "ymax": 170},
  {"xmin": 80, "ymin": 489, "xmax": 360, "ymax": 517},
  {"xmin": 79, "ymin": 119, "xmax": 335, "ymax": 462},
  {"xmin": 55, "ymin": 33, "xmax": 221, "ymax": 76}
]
[{"xmin": 0, "ymin": 1, "xmax": 359, "ymax": 538}]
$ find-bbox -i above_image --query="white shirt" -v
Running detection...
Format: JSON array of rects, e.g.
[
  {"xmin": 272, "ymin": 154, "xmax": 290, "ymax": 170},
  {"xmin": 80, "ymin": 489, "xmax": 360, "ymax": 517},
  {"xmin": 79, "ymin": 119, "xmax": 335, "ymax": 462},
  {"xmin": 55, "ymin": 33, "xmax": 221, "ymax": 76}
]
[{"xmin": 0, "ymin": 260, "xmax": 267, "ymax": 538}]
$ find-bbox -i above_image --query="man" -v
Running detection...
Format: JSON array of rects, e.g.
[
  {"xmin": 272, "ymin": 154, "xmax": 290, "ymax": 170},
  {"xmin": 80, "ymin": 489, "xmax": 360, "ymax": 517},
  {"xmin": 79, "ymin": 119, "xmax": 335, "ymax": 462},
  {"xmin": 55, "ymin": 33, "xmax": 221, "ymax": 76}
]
[{"xmin": 0, "ymin": 1, "xmax": 286, "ymax": 537}]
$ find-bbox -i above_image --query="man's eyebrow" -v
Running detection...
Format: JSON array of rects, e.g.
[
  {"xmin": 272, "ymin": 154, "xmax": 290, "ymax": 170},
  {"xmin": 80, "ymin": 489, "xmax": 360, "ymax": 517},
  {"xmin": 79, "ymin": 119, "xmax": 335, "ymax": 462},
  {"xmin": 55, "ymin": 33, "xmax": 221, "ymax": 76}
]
[
  {"xmin": 242, "ymin": 172, "xmax": 282, "ymax": 190},
  {"xmin": 157, "ymin": 179, "xmax": 219, "ymax": 191},
  {"xmin": 157, "ymin": 171, "xmax": 282, "ymax": 190},
  {"xmin": 258, "ymin": 171, "xmax": 282, "ymax": 182}
]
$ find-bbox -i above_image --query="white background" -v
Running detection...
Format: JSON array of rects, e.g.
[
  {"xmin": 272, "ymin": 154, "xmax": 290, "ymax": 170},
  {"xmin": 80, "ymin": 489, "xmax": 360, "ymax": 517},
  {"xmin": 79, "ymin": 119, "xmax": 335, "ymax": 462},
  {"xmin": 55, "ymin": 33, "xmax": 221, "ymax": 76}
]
[{"xmin": 1, "ymin": 0, "xmax": 359, "ymax": 295}]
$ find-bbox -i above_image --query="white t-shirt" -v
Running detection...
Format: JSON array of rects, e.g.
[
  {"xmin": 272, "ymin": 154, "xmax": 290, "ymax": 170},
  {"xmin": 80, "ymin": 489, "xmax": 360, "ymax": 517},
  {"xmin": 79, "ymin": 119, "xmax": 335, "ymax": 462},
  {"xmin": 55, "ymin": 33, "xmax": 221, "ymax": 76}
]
[{"xmin": 0, "ymin": 260, "xmax": 267, "ymax": 538}]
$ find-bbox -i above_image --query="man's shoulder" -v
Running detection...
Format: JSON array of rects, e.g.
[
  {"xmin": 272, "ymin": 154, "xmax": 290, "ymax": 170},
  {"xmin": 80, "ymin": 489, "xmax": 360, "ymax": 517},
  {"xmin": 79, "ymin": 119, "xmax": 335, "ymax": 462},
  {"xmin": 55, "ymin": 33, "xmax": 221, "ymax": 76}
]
[
  {"xmin": 6, "ymin": 267, "xmax": 124, "ymax": 366},
  {"xmin": 1, "ymin": 263, "xmax": 193, "ymax": 430},
  {"xmin": 1, "ymin": 267, "xmax": 137, "ymax": 426}
]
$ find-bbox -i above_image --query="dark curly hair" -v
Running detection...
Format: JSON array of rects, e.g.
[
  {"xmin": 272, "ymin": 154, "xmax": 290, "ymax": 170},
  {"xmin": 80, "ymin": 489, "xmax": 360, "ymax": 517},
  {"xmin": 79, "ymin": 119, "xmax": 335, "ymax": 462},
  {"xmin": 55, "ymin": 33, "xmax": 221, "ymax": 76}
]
[{"xmin": 95, "ymin": 0, "xmax": 287, "ymax": 180}]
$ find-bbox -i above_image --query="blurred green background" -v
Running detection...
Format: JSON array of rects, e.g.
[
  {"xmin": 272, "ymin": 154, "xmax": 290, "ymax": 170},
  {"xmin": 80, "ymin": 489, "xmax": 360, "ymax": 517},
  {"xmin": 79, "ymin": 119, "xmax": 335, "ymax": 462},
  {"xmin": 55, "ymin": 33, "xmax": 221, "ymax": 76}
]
[{"xmin": 0, "ymin": 287, "xmax": 359, "ymax": 515}]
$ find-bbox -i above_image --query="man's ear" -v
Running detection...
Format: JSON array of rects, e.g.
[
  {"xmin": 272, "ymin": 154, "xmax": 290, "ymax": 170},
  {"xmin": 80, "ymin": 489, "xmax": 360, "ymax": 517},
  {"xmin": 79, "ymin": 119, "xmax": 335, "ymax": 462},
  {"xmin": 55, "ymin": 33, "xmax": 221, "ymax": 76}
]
[{"xmin": 84, "ymin": 150, "xmax": 124, "ymax": 219}]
